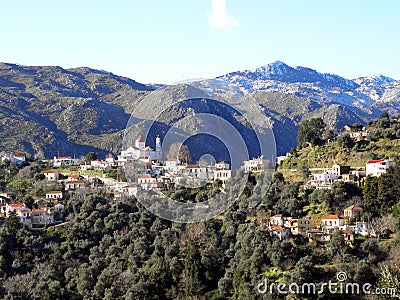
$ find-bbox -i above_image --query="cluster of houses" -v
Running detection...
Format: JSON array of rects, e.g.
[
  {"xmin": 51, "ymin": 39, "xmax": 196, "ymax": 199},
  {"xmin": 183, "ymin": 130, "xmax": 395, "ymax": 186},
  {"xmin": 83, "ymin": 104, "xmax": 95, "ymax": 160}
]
[
  {"xmin": 0, "ymin": 136, "xmax": 276, "ymax": 226},
  {"xmin": 0, "ymin": 136, "xmax": 271, "ymax": 225},
  {"xmin": 305, "ymin": 159, "xmax": 396, "ymax": 190},
  {"xmin": 0, "ymin": 193, "xmax": 64, "ymax": 226},
  {"xmin": 41, "ymin": 171, "xmax": 86, "ymax": 191},
  {"xmin": 341, "ymin": 124, "xmax": 369, "ymax": 138},
  {"xmin": 72, "ymin": 137, "xmax": 271, "ymax": 194},
  {"xmin": 266, "ymin": 204, "xmax": 369, "ymax": 246},
  {"xmin": 1, "ymin": 129, "xmax": 396, "ymax": 231},
  {"xmin": 0, "ymin": 151, "xmax": 26, "ymax": 165}
]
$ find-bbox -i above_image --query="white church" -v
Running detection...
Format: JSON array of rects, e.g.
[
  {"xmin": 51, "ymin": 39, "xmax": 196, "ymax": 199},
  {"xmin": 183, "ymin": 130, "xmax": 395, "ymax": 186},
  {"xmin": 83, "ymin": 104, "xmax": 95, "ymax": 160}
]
[{"xmin": 118, "ymin": 136, "xmax": 162, "ymax": 164}]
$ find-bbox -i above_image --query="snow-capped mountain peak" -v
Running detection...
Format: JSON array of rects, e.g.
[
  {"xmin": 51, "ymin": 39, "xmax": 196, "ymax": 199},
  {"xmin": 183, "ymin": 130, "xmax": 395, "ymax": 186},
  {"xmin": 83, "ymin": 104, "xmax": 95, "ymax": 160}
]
[
  {"xmin": 201, "ymin": 61, "xmax": 400, "ymax": 108},
  {"xmin": 257, "ymin": 60, "xmax": 292, "ymax": 76},
  {"xmin": 354, "ymin": 74, "xmax": 395, "ymax": 86}
]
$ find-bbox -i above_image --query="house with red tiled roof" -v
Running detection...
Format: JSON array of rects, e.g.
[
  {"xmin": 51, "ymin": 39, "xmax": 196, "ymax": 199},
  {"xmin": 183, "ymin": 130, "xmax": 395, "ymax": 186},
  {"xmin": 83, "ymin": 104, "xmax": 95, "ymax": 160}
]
[
  {"xmin": 2, "ymin": 203, "xmax": 56, "ymax": 225},
  {"xmin": 165, "ymin": 159, "xmax": 180, "ymax": 172},
  {"xmin": 270, "ymin": 225, "xmax": 291, "ymax": 240},
  {"xmin": 41, "ymin": 170, "xmax": 59, "ymax": 181},
  {"xmin": 5, "ymin": 203, "xmax": 27, "ymax": 217},
  {"xmin": 269, "ymin": 214, "xmax": 284, "ymax": 226},
  {"xmin": 12, "ymin": 151, "xmax": 26, "ymax": 164},
  {"xmin": 67, "ymin": 174, "xmax": 83, "ymax": 181},
  {"xmin": 4, "ymin": 203, "xmax": 33, "ymax": 222},
  {"xmin": 31, "ymin": 209, "xmax": 54, "ymax": 225},
  {"xmin": 19, "ymin": 209, "xmax": 32, "ymax": 222},
  {"xmin": 344, "ymin": 205, "xmax": 363, "ymax": 220},
  {"xmin": 65, "ymin": 180, "xmax": 84, "ymax": 190},
  {"xmin": 182, "ymin": 164, "xmax": 209, "ymax": 180},
  {"xmin": 366, "ymin": 159, "xmax": 395, "ymax": 177},
  {"xmin": 321, "ymin": 215, "xmax": 346, "ymax": 232},
  {"xmin": 0, "ymin": 151, "xmax": 26, "ymax": 164},
  {"xmin": 121, "ymin": 184, "xmax": 141, "ymax": 197},
  {"xmin": 138, "ymin": 174, "xmax": 158, "ymax": 190}
]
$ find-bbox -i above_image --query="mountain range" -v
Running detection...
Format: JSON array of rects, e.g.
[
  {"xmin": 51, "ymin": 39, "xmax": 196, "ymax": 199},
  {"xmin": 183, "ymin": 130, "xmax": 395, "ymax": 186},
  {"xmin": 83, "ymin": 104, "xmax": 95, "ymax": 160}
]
[{"xmin": 0, "ymin": 61, "xmax": 399, "ymax": 161}]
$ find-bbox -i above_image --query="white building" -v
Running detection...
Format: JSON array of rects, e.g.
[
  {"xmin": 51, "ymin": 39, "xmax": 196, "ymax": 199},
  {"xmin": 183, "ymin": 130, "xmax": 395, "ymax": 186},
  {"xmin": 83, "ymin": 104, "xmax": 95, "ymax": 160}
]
[
  {"xmin": 243, "ymin": 156, "xmax": 264, "ymax": 173},
  {"xmin": 5, "ymin": 203, "xmax": 27, "ymax": 218},
  {"xmin": 286, "ymin": 218, "xmax": 314, "ymax": 235},
  {"xmin": 121, "ymin": 184, "xmax": 141, "ymax": 197},
  {"xmin": 80, "ymin": 163, "xmax": 94, "ymax": 171},
  {"xmin": 313, "ymin": 171, "xmax": 339, "ymax": 183},
  {"xmin": 214, "ymin": 169, "xmax": 231, "ymax": 187},
  {"xmin": 269, "ymin": 214, "xmax": 284, "ymax": 226},
  {"xmin": 331, "ymin": 164, "xmax": 350, "ymax": 176},
  {"xmin": 138, "ymin": 174, "xmax": 158, "ymax": 190},
  {"xmin": 183, "ymin": 164, "xmax": 209, "ymax": 180},
  {"xmin": 4, "ymin": 203, "xmax": 32, "ymax": 223},
  {"xmin": 342, "ymin": 125, "xmax": 369, "ymax": 138},
  {"xmin": 355, "ymin": 222, "xmax": 369, "ymax": 237},
  {"xmin": 165, "ymin": 159, "xmax": 180, "ymax": 173},
  {"xmin": 90, "ymin": 159, "xmax": 115, "ymax": 169},
  {"xmin": 321, "ymin": 215, "xmax": 346, "ymax": 232},
  {"xmin": 365, "ymin": 159, "xmax": 396, "ymax": 177},
  {"xmin": 3, "ymin": 203, "xmax": 56, "ymax": 225},
  {"xmin": 65, "ymin": 180, "xmax": 85, "ymax": 190},
  {"xmin": 0, "ymin": 151, "xmax": 26, "ymax": 164},
  {"xmin": 105, "ymin": 154, "xmax": 116, "ymax": 165},
  {"xmin": 276, "ymin": 153, "xmax": 290, "ymax": 165},
  {"xmin": 46, "ymin": 191, "xmax": 63, "ymax": 200},
  {"xmin": 215, "ymin": 161, "xmax": 230, "ymax": 170},
  {"xmin": 53, "ymin": 156, "xmax": 74, "ymax": 167},
  {"xmin": 31, "ymin": 209, "xmax": 54, "ymax": 225},
  {"xmin": 305, "ymin": 171, "xmax": 339, "ymax": 189},
  {"xmin": 118, "ymin": 136, "xmax": 162, "ymax": 165},
  {"xmin": 41, "ymin": 170, "xmax": 59, "ymax": 181}
]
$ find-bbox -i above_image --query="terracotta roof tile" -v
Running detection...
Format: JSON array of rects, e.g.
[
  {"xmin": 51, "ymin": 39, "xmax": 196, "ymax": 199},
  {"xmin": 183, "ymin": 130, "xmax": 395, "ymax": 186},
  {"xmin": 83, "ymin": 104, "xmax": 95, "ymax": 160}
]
[
  {"xmin": 322, "ymin": 215, "xmax": 340, "ymax": 220},
  {"xmin": 42, "ymin": 170, "xmax": 57, "ymax": 174},
  {"xmin": 366, "ymin": 159, "xmax": 384, "ymax": 164}
]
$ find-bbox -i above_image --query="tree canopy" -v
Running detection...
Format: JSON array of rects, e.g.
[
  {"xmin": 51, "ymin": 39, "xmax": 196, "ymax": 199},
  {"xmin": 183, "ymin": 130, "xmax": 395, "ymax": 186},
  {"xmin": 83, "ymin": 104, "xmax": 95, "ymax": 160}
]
[
  {"xmin": 85, "ymin": 152, "xmax": 98, "ymax": 163},
  {"xmin": 166, "ymin": 143, "xmax": 192, "ymax": 163},
  {"xmin": 296, "ymin": 118, "xmax": 326, "ymax": 146}
]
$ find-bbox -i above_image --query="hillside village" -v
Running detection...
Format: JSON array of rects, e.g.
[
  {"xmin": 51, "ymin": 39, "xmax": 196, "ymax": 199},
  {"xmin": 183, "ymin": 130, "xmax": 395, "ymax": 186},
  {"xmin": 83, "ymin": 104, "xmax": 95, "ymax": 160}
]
[
  {"xmin": 2, "ymin": 1, "xmax": 400, "ymax": 296},
  {"xmin": 0, "ymin": 114, "xmax": 400, "ymax": 299},
  {"xmin": 1, "ymin": 115, "xmax": 398, "ymax": 246}
]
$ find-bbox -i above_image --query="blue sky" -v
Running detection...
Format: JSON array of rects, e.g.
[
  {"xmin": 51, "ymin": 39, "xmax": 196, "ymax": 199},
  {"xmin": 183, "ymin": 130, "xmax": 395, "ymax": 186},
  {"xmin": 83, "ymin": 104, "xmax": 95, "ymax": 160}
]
[{"xmin": 1, "ymin": 0, "xmax": 399, "ymax": 83}]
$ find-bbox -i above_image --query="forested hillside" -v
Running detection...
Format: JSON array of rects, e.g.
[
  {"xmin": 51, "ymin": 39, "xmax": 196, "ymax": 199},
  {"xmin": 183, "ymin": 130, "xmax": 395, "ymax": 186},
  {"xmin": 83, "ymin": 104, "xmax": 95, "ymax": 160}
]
[{"xmin": 0, "ymin": 154, "xmax": 399, "ymax": 299}]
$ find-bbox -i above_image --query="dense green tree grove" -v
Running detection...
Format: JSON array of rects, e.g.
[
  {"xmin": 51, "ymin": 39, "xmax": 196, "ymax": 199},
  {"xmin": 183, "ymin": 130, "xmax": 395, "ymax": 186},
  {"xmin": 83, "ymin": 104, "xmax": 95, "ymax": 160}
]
[
  {"xmin": 296, "ymin": 118, "xmax": 327, "ymax": 146},
  {"xmin": 0, "ymin": 159, "xmax": 399, "ymax": 299},
  {"xmin": 364, "ymin": 164, "xmax": 400, "ymax": 217},
  {"xmin": 0, "ymin": 181, "xmax": 396, "ymax": 299}
]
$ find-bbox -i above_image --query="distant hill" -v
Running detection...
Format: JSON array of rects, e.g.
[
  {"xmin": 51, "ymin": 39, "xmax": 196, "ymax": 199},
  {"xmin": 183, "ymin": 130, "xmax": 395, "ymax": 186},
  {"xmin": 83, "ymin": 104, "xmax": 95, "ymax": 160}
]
[
  {"xmin": 0, "ymin": 63, "xmax": 153, "ymax": 158},
  {"xmin": 1, "ymin": 61, "xmax": 399, "ymax": 160}
]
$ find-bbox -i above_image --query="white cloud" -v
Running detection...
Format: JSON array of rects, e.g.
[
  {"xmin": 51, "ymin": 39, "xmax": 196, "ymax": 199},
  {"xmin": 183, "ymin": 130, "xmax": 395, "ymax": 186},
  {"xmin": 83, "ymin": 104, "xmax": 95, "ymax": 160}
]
[{"xmin": 207, "ymin": 0, "xmax": 239, "ymax": 30}]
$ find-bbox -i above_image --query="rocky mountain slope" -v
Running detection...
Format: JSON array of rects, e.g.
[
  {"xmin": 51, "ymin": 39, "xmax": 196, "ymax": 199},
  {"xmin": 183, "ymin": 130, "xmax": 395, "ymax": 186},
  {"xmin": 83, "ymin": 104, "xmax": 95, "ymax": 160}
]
[
  {"xmin": 0, "ymin": 61, "xmax": 399, "ymax": 160},
  {"xmin": 0, "ymin": 63, "xmax": 153, "ymax": 158},
  {"xmin": 213, "ymin": 61, "xmax": 400, "ymax": 109}
]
